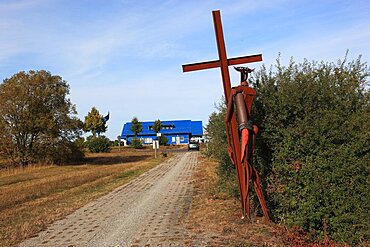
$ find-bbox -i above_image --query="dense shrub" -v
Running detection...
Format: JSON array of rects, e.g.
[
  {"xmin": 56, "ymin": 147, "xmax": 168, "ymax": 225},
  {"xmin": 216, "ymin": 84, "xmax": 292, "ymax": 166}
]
[
  {"xmin": 130, "ymin": 138, "xmax": 143, "ymax": 149},
  {"xmin": 74, "ymin": 137, "xmax": 86, "ymax": 149},
  {"xmin": 86, "ymin": 135, "xmax": 111, "ymax": 153},
  {"xmin": 158, "ymin": 135, "xmax": 169, "ymax": 146},
  {"xmin": 252, "ymin": 56, "xmax": 369, "ymax": 245}
]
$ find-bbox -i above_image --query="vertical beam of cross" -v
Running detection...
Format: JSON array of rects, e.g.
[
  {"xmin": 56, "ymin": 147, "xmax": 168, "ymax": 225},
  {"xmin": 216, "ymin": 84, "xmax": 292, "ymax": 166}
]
[
  {"xmin": 211, "ymin": 11, "xmax": 244, "ymax": 208},
  {"xmin": 212, "ymin": 10, "xmax": 232, "ymax": 102}
]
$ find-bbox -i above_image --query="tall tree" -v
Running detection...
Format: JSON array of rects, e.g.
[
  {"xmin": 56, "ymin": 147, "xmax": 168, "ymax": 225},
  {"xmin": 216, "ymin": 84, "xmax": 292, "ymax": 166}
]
[
  {"xmin": 152, "ymin": 119, "xmax": 162, "ymax": 134},
  {"xmin": 130, "ymin": 117, "xmax": 143, "ymax": 137},
  {"xmin": 0, "ymin": 70, "xmax": 82, "ymax": 166},
  {"xmin": 83, "ymin": 107, "xmax": 107, "ymax": 136}
]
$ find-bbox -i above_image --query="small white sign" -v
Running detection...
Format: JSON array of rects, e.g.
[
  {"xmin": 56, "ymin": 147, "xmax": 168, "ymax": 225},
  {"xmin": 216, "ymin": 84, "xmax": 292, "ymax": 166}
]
[
  {"xmin": 156, "ymin": 133, "xmax": 161, "ymax": 137},
  {"xmin": 152, "ymin": 140, "xmax": 159, "ymax": 149}
]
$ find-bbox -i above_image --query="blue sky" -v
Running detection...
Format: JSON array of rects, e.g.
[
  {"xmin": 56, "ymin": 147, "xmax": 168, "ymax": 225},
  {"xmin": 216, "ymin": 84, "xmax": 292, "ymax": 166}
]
[{"xmin": 1, "ymin": 0, "xmax": 369, "ymax": 139}]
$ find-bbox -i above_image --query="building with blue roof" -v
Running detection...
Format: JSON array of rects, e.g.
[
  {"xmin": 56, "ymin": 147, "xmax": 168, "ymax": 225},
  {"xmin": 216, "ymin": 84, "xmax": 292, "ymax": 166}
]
[{"xmin": 121, "ymin": 120, "xmax": 203, "ymax": 145}]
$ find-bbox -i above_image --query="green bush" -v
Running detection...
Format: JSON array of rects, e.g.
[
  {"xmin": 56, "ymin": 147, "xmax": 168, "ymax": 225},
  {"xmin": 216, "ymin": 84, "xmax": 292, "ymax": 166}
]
[
  {"xmin": 158, "ymin": 135, "xmax": 168, "ymax": 145},
  {"xmin": 252, "ymin": 56, "xmax": 369, "ymax": 245},
  {"xmin": 86, "ymin": 135, "xmax": 111, "ymax": 153},
  {"xmin": 130, "ymin": 138, "xmax": 143, "ymax": 149},
  {"xmin": 35, "ymin": 139, "xmax": 85, "ymax": 164},
  {"xmin": 74, "ymin": 137, "xmax": 86, "ymax": 149}
]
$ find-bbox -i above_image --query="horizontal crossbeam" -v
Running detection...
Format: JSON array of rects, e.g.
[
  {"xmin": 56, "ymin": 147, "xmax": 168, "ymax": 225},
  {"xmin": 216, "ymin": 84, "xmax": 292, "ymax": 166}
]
[{"xmin": 182, "ymin": 54, "xmax": 262, "ymax": 72}]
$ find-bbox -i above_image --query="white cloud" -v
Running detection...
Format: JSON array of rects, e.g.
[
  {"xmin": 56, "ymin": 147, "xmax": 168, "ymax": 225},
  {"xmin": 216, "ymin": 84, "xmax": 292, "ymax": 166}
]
[{"xmin": 1, "ymin": 0, "xmax": 369, "ymax": 139}]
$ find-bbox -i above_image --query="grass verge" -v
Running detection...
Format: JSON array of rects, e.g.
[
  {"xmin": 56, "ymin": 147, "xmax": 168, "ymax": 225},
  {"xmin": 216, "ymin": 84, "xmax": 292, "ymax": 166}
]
[
  {"xmin": 185, "ymin": 155, "xmax": 286, "ymax": 246},
  {"xmin": 0, "ymin": 147, "xmax": 168, "ymax": 247}
]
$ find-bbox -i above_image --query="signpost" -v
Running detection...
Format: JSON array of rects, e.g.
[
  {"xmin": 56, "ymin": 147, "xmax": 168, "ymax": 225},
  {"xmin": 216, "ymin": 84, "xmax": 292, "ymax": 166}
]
[
  {"xmin": 182, "ymin": 10, "xmax": 270, "ymax": 222},
  {"xmin": 153, "ymin": 140, "xmax": 159, "ymax": 158}
]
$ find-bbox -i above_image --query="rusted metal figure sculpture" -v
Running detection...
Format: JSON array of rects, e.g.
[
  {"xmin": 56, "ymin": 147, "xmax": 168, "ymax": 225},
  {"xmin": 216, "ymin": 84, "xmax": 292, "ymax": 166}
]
[
  {"xmin": 182, "ymin": 10, "xmax": 270, "ymax": 222},
  {"xmin": 224, "ymin": 66, "xmax": 270, "ymax": 222}
]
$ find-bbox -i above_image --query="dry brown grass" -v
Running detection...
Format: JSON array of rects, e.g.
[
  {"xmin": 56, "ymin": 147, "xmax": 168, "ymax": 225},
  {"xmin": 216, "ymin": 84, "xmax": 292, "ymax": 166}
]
[
  {"xmin": 185, "ymin": 155, "xmax": 287, "ymax": 246},
  {"xmin": 0, "ymin": 147, "xmax": 170, "ymax": 247}
]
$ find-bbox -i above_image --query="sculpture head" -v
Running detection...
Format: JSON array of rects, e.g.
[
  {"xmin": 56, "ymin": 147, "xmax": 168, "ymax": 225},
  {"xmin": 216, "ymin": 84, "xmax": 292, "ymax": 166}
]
[{"xmin": 234, "ymin": 66, "xmax": 255, "ymax": 86}]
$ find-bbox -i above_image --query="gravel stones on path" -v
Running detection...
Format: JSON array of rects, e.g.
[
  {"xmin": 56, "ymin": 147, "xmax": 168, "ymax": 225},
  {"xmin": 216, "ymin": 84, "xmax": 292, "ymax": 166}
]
[{"xmin": 20, "ymin": 152, "xmax": 204, "ymax": 247}]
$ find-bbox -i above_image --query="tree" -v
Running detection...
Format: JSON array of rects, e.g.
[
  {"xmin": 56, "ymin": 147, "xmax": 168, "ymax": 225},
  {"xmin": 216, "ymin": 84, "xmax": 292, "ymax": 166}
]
[
  {"xmin": 153, "ymin": 119, "xmax": 166, "ymax": 144},
  {"xmin": 116, "ymin": 135, "xmax": 122, "ymax": 147},
  {"xmin": 0, "ymin": 70, "xmax": 83, "ymax": 167},
  {"xmin": 130, "ymin": 117, "xmax": 143, "ymax": 137},
  {"xmin": 152, "ymin": 119, "xmax": 162, "ymax": 134},
  {"xmin": 83, "ymin": 107, "xmax": 107, "ymax": 136}
]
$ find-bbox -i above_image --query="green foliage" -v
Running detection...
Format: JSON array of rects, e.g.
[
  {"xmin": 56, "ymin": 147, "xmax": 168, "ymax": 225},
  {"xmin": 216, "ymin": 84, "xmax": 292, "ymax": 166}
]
[
  {"xmin": 85, "ymin": 135, "xmax": 111, "ymax": 153},
  {"xmin": 83, "ymin": 107, "xmax": 107, "ymax": 137},
  {"xmin": 158, "ymin": 135, "xmax": 168, "ymax": 145},
  {"xmin": 153, "ymin": 119, "xmax": 162, "ymax": 133},
  {"xmin": 130, "ymin": 138, "xmax": 143, "ymax": 149},
  {"xmin": 205, "ymin": 100, "xmax": 239, "ymax": 198},
  {"xmin": 252, "ymin": 56, "xmax": 370, "ymax": 245},
  {"xmin": 130, "ymin": 117, "xmax": 143, "ymax": 136},
  {"xmin": 204, "ymin": 101, "xmax": 227, "ymax": 160},
  {"xmin": 0, "ymin": 70, "xmax": 83, "ymax": 166}
]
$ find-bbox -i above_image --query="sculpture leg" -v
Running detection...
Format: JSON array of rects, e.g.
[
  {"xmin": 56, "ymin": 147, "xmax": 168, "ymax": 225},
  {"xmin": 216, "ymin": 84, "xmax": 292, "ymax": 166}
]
[
  {"xmin": 244, "ymin": 163, "xmax": 252, "ymax": 221},
  {"xmin": 252, "ymin": 167, "xmax": 270, "ymax": 223}
]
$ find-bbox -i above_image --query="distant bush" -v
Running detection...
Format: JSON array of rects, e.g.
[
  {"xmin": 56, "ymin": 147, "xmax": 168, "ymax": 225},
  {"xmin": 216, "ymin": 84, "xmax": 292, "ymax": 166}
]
[
  {"xmin": 158, "ymin": 135, "xmax": 169, "ymax": 146},
  {"xmin": 28, "ymin": 139, "xmax": 85, "ymax": 165},
  {"xmin": 86, "ymin": 135, "xmax": 111, "ymax": 153},
  {"xmin": 74, "ymin": 137, "xmax": 86, "ymax": 149},
  {"xmin": 130, "ymin": 138, "xmax": 143, "ymax": 149}
]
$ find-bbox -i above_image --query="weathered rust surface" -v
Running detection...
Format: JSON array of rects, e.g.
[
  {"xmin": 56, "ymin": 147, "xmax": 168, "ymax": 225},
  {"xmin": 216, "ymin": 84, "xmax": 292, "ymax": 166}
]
[
  {"xmin": 182, "ymin": 10, "xmax": 269, "ymax": 222},
  {"xmin": 182, "ymin": 54, "xmax": 262, "ymax": 72}
]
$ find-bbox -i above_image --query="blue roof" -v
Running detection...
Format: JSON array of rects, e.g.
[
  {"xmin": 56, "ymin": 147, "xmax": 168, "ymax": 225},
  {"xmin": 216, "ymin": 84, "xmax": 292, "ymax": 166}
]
[{"xmin": 121, "ymin": 120, "xmax": 203, "ymax": 138}]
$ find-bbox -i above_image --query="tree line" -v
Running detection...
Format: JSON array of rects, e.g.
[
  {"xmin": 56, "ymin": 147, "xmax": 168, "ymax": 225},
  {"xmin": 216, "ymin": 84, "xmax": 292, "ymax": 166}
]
[
  {"xmin": 0, "ymin": 70, "xmax": 172, "ymax": 168},
  {"xmin": 205, "ymin": 56, "xmax": 369, "ymax": 245},
  {"xmin": 0, "ymin": 70, "xmax": 113, "ymax": 167}
]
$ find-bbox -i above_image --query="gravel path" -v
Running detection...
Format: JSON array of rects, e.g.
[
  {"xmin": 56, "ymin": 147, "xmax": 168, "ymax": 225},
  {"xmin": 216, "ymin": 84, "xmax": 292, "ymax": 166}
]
[{"xmin": 20, "ymin": 152, "xmax": 203, "ymax": 247}]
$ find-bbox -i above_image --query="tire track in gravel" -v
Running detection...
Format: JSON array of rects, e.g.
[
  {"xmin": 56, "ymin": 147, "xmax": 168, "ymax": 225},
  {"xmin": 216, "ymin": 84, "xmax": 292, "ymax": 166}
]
[{"xmin": 19, "ymin": 151, "xmax": 205, "ymax": 247}]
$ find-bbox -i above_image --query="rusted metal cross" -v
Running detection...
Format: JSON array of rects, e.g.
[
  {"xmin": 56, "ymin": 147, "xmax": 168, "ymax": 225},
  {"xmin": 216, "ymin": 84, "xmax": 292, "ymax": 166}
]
[{"xmin": 182, "ymin": 10, "xmax": 268, "ymax": 220}]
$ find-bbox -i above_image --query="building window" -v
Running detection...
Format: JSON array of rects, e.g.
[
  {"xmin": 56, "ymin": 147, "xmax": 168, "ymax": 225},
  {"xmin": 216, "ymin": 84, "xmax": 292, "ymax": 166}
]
[
  {"xmin": 150, "ymin": 124, "xmax": 175, "ymax": 130},
  {"xmin": 144, "ymin": 138, "xmax": 153, "ymax": 144}
]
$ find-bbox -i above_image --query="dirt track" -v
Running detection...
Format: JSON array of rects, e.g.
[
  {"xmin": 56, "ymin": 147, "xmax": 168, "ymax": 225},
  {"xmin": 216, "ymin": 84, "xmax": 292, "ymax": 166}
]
[{"xmin": 20, "ymin": 152, "xmax": 206, "ymax": 247}]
